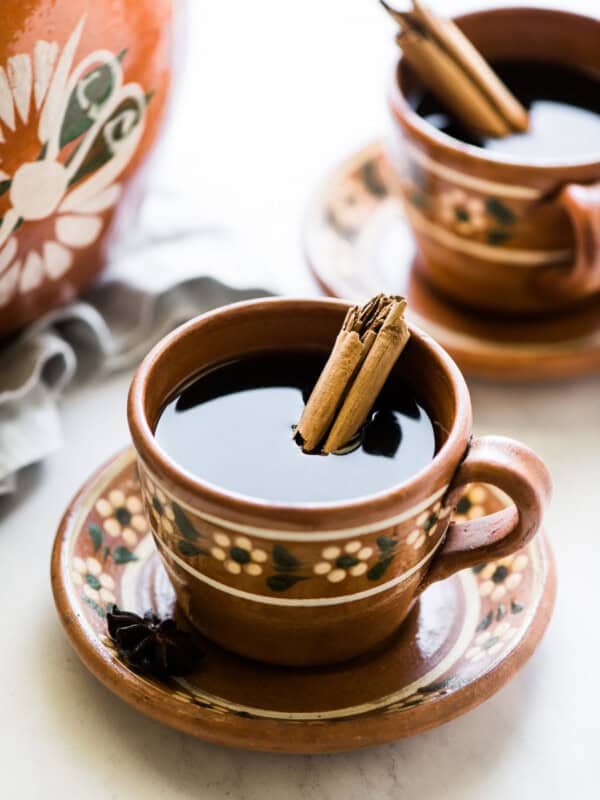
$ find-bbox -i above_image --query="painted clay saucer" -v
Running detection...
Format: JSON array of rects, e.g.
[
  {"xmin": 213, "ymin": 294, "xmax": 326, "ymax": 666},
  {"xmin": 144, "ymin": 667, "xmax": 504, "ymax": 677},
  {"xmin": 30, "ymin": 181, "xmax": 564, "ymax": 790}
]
[
  {"xmin": 51, "ymin": 447, "xmax": 555, "ymax": 753},
  {"xmin": 304, "ymin": 140, "xmax": 600, "ymax": 381}
]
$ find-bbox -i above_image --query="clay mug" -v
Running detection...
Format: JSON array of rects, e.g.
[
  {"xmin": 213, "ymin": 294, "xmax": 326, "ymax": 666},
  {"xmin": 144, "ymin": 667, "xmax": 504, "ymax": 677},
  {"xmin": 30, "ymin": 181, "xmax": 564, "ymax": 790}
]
[
  {"xmin": 387, "ymin": 7, "xmax": 600, "ymax": 315},
  {"xmin": 128, "ymin": 298, "xmax": 552, "ymax": 666},
  {"xmin": 0, "ymin": 0, "xmax": 179, "ymax": 335}
]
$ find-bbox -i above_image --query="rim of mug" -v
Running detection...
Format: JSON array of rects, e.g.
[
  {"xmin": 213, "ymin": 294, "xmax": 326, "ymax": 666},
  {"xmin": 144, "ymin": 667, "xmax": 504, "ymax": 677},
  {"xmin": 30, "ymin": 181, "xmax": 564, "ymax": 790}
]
[
  {"xmin": 387, "ymin": 6, "xmax": 600, "ymax": 172},
  {"xmin": 127, "ymin": 297, "xmax": 472, "ymax": 527}
]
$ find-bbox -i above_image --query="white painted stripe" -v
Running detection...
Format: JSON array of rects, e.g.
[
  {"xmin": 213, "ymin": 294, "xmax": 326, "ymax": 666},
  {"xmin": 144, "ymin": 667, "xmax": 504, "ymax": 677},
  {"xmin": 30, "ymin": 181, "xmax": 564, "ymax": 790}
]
[
  {"xmin": 34, "ymin": 40, "xmax": 58, "ymax": 110},
  {"xmin": 405, "ymin": 204, "xmax": 571, "ymax": 266},
  {"xmin": 155, "ymin": 534, "xmax": 445, "ymax": 607},
  {"xmin": 0, "ymin": 67, "xmax": 15, "ymax": 131},
  {"xmin": 141, "ymin": 463, "xmax": 448, "ymax": 541},
  {"xmin": 7, "ymin": 54, "xmax": 32, "ymax": 125},
  {"xmin": 406, "ymin": 142, "xmax": 541, "ymax": 200}
]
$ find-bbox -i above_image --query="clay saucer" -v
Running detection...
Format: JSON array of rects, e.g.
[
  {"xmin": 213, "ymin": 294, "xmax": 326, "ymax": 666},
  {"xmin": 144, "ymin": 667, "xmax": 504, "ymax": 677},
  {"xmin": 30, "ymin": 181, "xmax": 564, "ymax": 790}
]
[
  {"xmin": 304, "ymin": 141, "xmax": 600, "ymax": 381},
  {"xmin": 51, "ymin": 447, "xmax": 555, "ymax": 753}
]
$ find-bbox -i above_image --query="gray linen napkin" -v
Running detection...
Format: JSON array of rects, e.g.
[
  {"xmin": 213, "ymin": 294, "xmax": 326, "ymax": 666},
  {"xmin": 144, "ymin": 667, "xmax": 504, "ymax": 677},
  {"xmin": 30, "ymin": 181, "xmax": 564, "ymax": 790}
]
[{"xmin": 0, "ymin": 191, "xmax": 273, "ymax": 494}]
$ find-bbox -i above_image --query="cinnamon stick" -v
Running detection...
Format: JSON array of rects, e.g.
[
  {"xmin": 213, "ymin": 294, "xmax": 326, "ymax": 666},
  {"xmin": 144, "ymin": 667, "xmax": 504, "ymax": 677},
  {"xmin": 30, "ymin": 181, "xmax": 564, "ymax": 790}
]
[
  {"xmin": 295, "ymin": 295, "xmax": 410, "ymax": 454},
  {"xmin": 381, "ymin": 1, "xmax": 529, "ymax": 137}
]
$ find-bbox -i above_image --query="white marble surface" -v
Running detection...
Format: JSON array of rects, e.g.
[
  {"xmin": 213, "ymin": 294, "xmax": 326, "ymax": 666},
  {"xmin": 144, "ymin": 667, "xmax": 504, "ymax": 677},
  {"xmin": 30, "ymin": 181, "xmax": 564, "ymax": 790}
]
[{"xmin": 1, "ymin": 1, "xmax": 599, "ymax": 797}]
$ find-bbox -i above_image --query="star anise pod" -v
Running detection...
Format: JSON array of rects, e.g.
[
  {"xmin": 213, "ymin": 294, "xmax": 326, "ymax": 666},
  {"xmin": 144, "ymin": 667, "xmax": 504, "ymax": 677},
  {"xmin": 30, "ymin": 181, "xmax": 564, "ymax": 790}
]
[{"xmin": 107, "ymin": 607, "xmax": 202, "ymax": 679}]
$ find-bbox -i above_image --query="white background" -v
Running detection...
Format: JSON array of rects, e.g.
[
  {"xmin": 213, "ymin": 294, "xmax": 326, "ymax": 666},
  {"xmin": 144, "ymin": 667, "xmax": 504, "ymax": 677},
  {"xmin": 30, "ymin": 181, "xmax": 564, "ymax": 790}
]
[{"xmin": 1, "ymin": 1, "xmax": 599, "ymax": 797}]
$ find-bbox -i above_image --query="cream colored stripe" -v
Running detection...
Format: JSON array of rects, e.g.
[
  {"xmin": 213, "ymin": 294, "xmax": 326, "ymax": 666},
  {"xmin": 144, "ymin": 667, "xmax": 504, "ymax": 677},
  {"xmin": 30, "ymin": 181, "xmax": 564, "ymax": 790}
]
[
  {"xmin": 142, "ymin": 462, "xmax": 448, "ymax": 541},
  {"xmin": 405, "ymin": 204, "xmax": 571, "ymax": 266},
  {"xmin": 406, "ymin": 142, "xmax": 541, "ymax": 200},
  {"xmin": 155, "ymin": 534, "xmax": 445, "ymax": 607}
]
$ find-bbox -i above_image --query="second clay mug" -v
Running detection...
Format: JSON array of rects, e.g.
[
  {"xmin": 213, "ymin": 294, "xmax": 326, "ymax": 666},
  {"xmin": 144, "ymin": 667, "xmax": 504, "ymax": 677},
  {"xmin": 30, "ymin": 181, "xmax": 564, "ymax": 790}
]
[{"xmin": 387, "ymin": 7, "xmax": 600, "ymax": 315}]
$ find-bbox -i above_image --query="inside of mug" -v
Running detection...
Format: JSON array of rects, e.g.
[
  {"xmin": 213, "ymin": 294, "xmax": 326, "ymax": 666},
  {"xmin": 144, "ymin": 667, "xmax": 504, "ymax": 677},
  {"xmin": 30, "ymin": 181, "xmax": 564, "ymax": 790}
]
[
  {"xmin": 398, "ymin": 9, "xmax": 600, "ymax": 109},
  {"xmin": 141, "ymin": 302, "xmax": 459, "ymax": 459}
]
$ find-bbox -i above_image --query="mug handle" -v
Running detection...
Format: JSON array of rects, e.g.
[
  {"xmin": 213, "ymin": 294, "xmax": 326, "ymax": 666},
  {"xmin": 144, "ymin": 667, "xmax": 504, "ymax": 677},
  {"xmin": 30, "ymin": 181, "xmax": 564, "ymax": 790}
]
[
  {"xmin": 420, "ymin": 436, "xmax": 552, "ymax": 590},
  {"xmin": 555, "ymin": 181, "xmax": 600, "ymax": 295}
]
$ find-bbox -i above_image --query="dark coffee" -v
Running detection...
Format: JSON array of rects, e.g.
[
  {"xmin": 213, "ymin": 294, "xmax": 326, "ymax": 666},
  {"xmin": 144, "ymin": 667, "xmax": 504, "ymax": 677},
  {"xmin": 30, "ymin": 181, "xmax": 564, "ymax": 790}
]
[
  {"xmin": 416, "ymin": 61, "xmax": 600, "ymax": 159},
  {"xmin": 154, "ymin": 351, "xmax": 436, "ymax": 503}
]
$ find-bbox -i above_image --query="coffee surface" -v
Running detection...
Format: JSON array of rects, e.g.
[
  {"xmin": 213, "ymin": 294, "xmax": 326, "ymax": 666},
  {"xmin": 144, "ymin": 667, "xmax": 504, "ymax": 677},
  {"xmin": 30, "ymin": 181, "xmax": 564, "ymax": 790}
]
[
  {"xmin": 416, "ymin": 61, "xmax": 600, "ymax": 159},
  {"xmin": 154, "ymin": 351, "xmax": 436, "ymax": 503}
]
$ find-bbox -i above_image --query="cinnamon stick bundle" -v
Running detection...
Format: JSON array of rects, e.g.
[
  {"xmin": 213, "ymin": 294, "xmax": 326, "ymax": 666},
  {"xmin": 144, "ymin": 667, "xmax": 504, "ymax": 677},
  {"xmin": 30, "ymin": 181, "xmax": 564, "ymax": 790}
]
[
  {"xmin": 295, "ymin": 295, "xmax": 410, "ymax": 454},
  {"xmin": 382, "ymin": 0, "xmax": 529, "ymax": 137}
]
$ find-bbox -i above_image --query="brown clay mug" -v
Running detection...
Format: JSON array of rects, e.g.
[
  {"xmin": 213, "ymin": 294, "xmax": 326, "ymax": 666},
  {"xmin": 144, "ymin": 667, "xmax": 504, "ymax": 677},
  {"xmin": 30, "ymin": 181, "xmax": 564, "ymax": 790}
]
[
  {"xmin": 387, "ymin": 7, "xmax": 600, "ymax": 315},
  {"xmin": 128, "ymin": 298, "xmax": 552, "ymax": 666}
]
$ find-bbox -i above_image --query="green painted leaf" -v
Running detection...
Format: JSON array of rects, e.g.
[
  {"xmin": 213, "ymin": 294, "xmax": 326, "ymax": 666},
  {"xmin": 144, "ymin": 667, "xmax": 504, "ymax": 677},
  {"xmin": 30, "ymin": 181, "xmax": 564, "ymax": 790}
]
[
  {"xmin": 336, "ymin": 554, "xmax": 359, "ymax": 568},
  {"xmin": 418, "ymin": 677, "xmax": 451, "ymax": 694},
  {"xmin": 172, "ymin": 503, "xmax": 200, "ymax": 541},
  {"xmin": 511, "ymin": 600, "xmax": 524, "ymax": 614},
  {"xmin": 267, "ymin": 574, "xmax": 308, "ymax": 592},
  {"xmin": 178, "ymin": 540, "xmax": 207, "ymax": 557},
  {"xmin": 454, "ymin": 207, "xmax": 470, "ymax": 222},
  {"xmin": 113, "ymin": 546, "xmax": 138, "ymax": 564},
  {"xmin": 115, "ymin": 506, "xmax": 131, "ymax": 525},
  {"xmin": 82, "ymin": 594, "xmax": 106, "ymax": 618},
  {"xmin": 423, "ymin": 514, "xmax": 437, "ymax": 532},
  {"xmin": 472, "ymin": 563, "xmax": 486, "ymax": 574},
  {"xmin": 361, "ymin": 161, "xmax": 387, "ymax": 197},
  {"xmin": 60, "ymin": 61, "xmax": 116, "ymax": 148},
  {"xmin": 492, "ymin": 565, "xmax": 509, "ymax": 583},
  {"xmin": 486, "ymin": 197, "xmax": 516, "ymax": 225},
  {"xmin": 0, "ymin": 179, "xmax": 10, "ymax": 196},
  {"xmin": 272, "ymin": 544, "xmax": 300, "ymax": 572},
  {"xmin": 367, "ymin": 556, "xmax": 393, "ymax": 582},
  {"xmin": 68, "ymin": 96, "xmax": 142, "ymax": 187},
  {"xmin": 152, "ymin": 495, "xmax": 164, "ymax": 515},
  {"xmin": 409, "ymin": 191, "xmax": 429, "ymax": 210},
  {"xmin": 496, "ymin": 604, "xmax": 506, "ymax": 621},
  {"xmin": 456, "ymin": 496, "xmax": 471, "ymax": 514},
  {"xmin": 483, "ymin": 635, "xmax": 500, "ymax": 650},
  {"xmin": 102, "ymin": 545, "xmax": 111, "ymax": 562},
  {"xmin": 476, "ymin": 610, "xmax": 493, "ymax": 631},
  {"xmin": 85, "ymin": 574, "xmax": 101, "ymax": 590},
  {"xmin": 230, "ymin": 546, "xmax": 251, "ymax": 564},
  {"xmin": 486, "ymin": 229, "xmax": 511, "ymax": 246},
  {"xmin": 88, "ymin": 524, "xmax": 103, "ymax": 553},
  {"xmin": 376, "ymin": 535, "xmax": 397, "ymax": 552}
]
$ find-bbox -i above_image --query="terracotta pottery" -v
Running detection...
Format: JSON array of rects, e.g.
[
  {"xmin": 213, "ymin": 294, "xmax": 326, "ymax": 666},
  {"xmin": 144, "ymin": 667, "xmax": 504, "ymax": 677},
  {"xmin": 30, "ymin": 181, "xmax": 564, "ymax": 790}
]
[
  {"xmin": 0, "ymin": 0, "xmax": 176, "ymax": 336},
  {"xmin": 127, "ymin": 297, "xmax": 552, "ymax": 666},
  {"xmin": 304, "ymin": 141, "xmax": 600, "ymax": 380},
  {"xmin": 387, "ymin": 7, "xmax": 600, "ymax": 316},
  {"xmin": 50, "ymin": 447, "xmax": 556, "ymax": 752}
]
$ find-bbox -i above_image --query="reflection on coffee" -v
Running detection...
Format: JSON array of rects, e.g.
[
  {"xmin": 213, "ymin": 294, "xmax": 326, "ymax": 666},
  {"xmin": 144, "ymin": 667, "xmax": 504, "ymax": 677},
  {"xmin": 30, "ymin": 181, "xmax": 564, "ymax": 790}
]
[
  {"xmin": 154, "ymin": 351, "xmax": 436, "ymax": 503},
  {"xmin": 416, "ymin": 61, "xmax": 600, "ymax": 159}
]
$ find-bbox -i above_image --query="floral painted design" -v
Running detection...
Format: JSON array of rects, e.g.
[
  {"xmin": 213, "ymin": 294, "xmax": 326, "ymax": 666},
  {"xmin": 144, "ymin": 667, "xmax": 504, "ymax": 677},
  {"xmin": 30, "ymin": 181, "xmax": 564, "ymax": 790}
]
[
  {"xmin": 437, "ymin": 189, "xmax": 487, "ymax": 235},
  {"xmin": 0, "ymin": 16, "xmax": 150, "ymax": 306},
  {"xmin": 406, "ymin": 500, "xmax": 452, "ymax": 550},
  {"xmin": 465, "ymin": 617, "xmax": 518, "ymax": 663},
  {"xmin": 313, "ymin": 541, "xmax": 375, "ymax": 583},
  {"xmin": 95, "ymin": 489, "xmax": 147, "ymax": 547},
  {"xmin": 72, "ymin": 555, "xmax": 116, "ymax": 609},
  {"xmin": 210, "ymin": 533, "xmax": 268, "ymax": 577},
  {"xmin": 452, "ymin": 485, "xmax": 489, "ymax": 522},
  {"xmin": 141, "ymin": 466, "xmax": 457, "ymax": 593},
  {"xmin": 474, "ymin": 553, "xmax": 529, "ymax": 602},
  {"xmin": 327, "ymin": 157, "xmax": 393, "ymax": 238},
  {"xmin": 400, "ymin": 151, "xmax": 518, "ymax": 246}
]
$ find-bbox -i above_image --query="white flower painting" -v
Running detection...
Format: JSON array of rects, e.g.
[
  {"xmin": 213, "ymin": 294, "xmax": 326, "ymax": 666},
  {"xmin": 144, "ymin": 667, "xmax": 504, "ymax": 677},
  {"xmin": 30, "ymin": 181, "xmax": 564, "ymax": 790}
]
[{"xmin": 0, "ymin": 15, "xmax": 149, "ymax": 306}]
